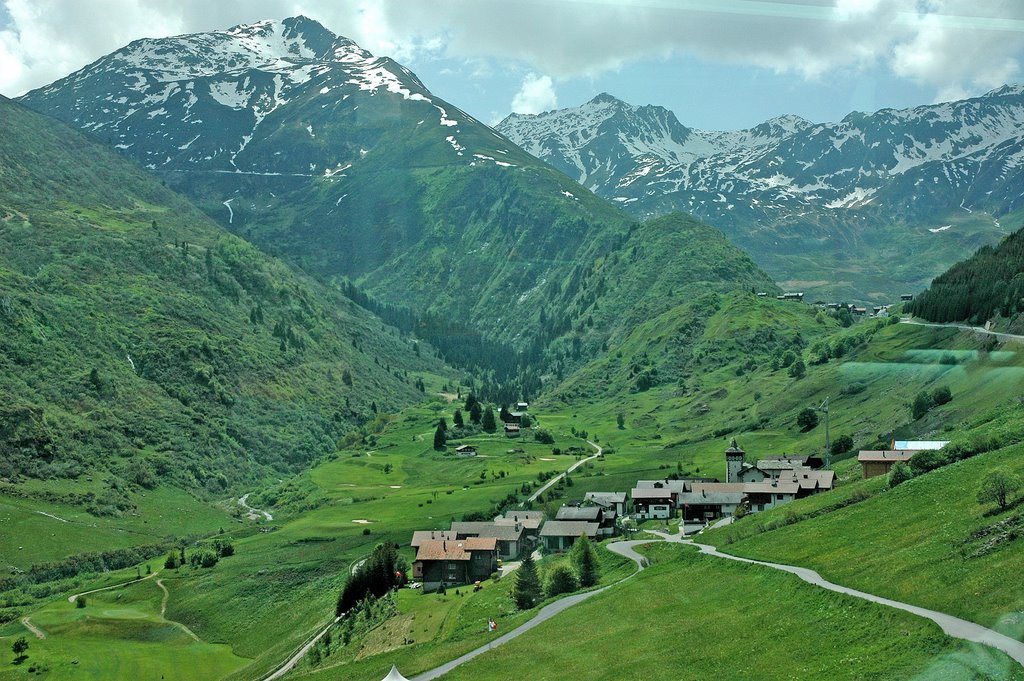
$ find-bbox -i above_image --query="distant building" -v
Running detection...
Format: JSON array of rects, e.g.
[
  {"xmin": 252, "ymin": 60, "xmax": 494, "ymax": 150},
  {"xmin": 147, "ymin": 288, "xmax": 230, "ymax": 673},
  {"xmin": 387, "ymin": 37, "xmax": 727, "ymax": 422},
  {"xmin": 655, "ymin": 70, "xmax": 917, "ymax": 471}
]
[
  {"xmin": 504, "ymin": 423, "xmax": 521, "ymax": 437},
  {"xmin": 756, "ymin": 292, "xmax": 768, "ymax": 297},
  {"xmin": 777, "ymin": 292, "xmax": 804, "ymax": 301},
  {"xmin": 494, "ymin": 510, "xmax": 544, "ymax": 541},
  {"xmin": 678, "ymin": 484, "xmax": 745, "ymax": 521},
  {"xmin": 516, "ymin": 401, "xmax": 529, "ymax": 411},
  {"xmin": 584, "ymin": 491, "xmax": 628, "ymax": 516},
  {"xmin": 540, "ymin": 520, "xmax": 599, "ymax": 552},
  {"xmin": 724, "ymin": 438, "xmax": 746, "ymax": 483},
  {"xmin": 630, "ymin": 482, "xmax": 678, "ymax": 519},
  {"xmin": 410, "ymin": 529, "xmax": 458, "ymax": 548},
  {"xmin": 557, "ymin": 504, "xmax": 616, "ymax": 536},
  {"xmin": 454, "ymin": 444, "xmax": 478, "ymax": 457},
  {"xmin": 892, "ymin": 440, "xmax": 948, "ymax": 451},
  {"xmin": 858, "ymin": 450, "xmax": 916, "ymax": 478},
  {"xmin": 901, "ymin": 294, "xmax": 914, "ymax": 301},
  {"xmin": 451, "ymin": 521, "xmax": 525, "ymax": 560},
  {"xmin": 412, "ymin": 538, "xmax": 497, "ymax": 591}
]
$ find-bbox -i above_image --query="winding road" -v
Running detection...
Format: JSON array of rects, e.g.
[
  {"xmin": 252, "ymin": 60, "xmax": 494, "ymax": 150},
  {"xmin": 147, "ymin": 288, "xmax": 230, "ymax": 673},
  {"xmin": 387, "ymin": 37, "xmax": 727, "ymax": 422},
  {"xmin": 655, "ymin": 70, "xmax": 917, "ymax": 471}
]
[
  {"xmin": 528, "ymin": 440, "xmax": 602, "ymax": 503},
  {"xmin": 900, "ymin": 318, "xmax": 1024, "ymax": 343},
  {"xmin": 407, "ymin": 527, "xmax": 1024, "ymax": 679},
  {"xmin": 68, "ymin": 572, "xmax": 157, "ymax": 603}
]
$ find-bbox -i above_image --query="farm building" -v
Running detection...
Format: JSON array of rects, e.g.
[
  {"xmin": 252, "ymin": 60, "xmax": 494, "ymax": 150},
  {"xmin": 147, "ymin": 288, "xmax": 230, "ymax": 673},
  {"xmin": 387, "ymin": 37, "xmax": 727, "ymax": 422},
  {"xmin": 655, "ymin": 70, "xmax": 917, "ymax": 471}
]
[
  {"xmin": 858, "ymin": 450, "xmax": 916, "ymax": 478},
  {"xmin": 584, "ymin": 492, "xmax": 628, "ymax": 516},
  {"xmin": 454, "ymin": 444, "xmax": 478, "ymax": 457}
]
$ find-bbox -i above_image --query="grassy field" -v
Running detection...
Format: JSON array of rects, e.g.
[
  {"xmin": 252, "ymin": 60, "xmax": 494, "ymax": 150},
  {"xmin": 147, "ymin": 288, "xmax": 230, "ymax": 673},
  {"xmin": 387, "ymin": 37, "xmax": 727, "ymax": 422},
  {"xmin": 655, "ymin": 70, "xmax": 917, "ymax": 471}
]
[
  {"xmin": 702, "ymin": 438, "xmax": 1024, "ymax": 641},
  {"xmin": 0, "ymin": 567, "xmax": 248, "ymax": 680},
  {"xmin": 437, "ymin": 543, "xmax": 1023, "ymax": 681}
]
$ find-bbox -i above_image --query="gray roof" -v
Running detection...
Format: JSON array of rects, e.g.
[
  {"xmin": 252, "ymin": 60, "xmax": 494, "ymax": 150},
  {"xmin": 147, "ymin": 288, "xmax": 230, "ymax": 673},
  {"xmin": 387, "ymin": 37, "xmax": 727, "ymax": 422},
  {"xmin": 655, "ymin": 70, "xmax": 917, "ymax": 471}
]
[
  {"xmin": 556, "ymin": 505, "xmax": 602, "ymax": 521},
  {"xmin": 585, "ymin": 492, "xmax": 627, "ymax": 506},
  {"xmin": 451, "ymin": 521, "xmax": 524, "ymax": 541},
  {"xmin": 410, "ymin": 530, "xmax": 457, "ymax": 547},
  {"xmin": 539, "ymin": 521, "xmax": 599, "ymax": 538},
  {"xmin": 678, "ymin": 490, "xmax": 744, "ymax": 506}
]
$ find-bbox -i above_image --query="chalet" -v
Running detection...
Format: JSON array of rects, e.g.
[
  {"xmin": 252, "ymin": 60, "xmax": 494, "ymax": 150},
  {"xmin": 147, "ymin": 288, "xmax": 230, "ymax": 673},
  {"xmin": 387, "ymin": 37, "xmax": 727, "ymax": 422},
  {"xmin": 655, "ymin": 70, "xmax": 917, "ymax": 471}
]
[
  {"xmin": 756, "ymin": 292, "xmax": 768, "ymax": 297},
  {"xmin": 852, "ymin": 306, "xmax": 868, "ymax": 315},
  {"xmin": 858, "ymin": 450, "xmax": 916, "ymax": 478},
  {"xmin": 777, "ymin": 292, "xmax": 804, "ymax": 301},
  {"xmin": 410, "ymin": 529, "xmax": 457, "ymax": 548},
  {"xmin": 450, "ymin": 521, "xmax": 525, "ymax": 560},
  {"xmin": 494, "ymin": 510, "xmax": 544, "ymax": 540},
  {"xmin": 630, "ymin": 488, "xmax": 674, "ymax": 519},
  {"xmin": 742, "ymin": 479, "xmax": 800, "ymax": 512},
  {"xmin": 454, "ymin": 444, "xmax": 478, "ymax": 457},
  {"xmin": 901, "ymin": 293, "xmax": 914, "ymax": 301},
  {"xmin": 504, "ymin": 423, "xmax": 521, "ymax": 438},
  {"xmin": 540, "ymin": 520, "xmax": 599, "ymax": 552},
  {"xmin": 678, "ymin": 483, "xmax": 745, "ymax": 521},
  {"xmin": 557, "ymin": 504, "xmax": 616, "ymax": 536},
  {"xmin": 584, "ymin": 492, "xmax": 628, "ymax": 516},
  {"xmin": 516, "ymin": 401, "xmax": 529, "ymax": 411},
  {"xmin": 412, "ymin": 538, "xmax": 497, "ymax": 592}
]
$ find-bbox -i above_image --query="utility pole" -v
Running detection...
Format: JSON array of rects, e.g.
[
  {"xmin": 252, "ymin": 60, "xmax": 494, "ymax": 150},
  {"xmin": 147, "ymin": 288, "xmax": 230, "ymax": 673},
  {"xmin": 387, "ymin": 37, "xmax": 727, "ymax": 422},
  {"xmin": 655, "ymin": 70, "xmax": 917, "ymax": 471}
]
[{"xmin": 818, "ymin": 397, "xmax": 831, "ymax": 468}]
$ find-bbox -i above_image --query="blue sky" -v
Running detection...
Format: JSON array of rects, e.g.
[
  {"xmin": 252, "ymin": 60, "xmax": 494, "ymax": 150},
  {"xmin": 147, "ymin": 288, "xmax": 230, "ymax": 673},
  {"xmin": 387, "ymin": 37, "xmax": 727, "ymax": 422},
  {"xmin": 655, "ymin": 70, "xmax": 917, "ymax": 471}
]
[{"xmin": 2, "ymin": 1, "xmax": 1023, "ymax": 130}]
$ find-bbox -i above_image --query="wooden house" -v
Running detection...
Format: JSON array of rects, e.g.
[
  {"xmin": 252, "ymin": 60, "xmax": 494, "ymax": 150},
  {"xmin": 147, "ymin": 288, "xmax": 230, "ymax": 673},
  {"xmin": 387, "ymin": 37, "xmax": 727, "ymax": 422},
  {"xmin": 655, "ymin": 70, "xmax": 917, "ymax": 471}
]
[
  {"xmin": 412, "ymin": 538, "xmax": 497, "ymax": 592},
  {"xmin": 858, "ymin": 450, "xmax": 916, "ymax": 478}
]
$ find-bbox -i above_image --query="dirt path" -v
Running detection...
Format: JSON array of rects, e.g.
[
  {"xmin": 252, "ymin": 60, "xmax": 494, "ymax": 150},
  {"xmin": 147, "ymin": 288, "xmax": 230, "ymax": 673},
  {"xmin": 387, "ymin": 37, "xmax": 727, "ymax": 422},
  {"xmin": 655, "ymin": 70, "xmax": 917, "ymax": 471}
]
[
  {"xmin": 68, "ymin": 572, "xmax": 157, "ymax": 603},
  {"xmin": 156, "ymin": 578, "xmax": 169, "ymax": 617},
  {"xmin": 900, "ymin": 318, "xmax": 1024, "ymax": 342},
  {"xmin": 528, "ymin": 440, "xmax": 602, "ymax": 502},
  {"xmin": 20, "ymin": 617, "xmax": 45, "ymax": 640}
]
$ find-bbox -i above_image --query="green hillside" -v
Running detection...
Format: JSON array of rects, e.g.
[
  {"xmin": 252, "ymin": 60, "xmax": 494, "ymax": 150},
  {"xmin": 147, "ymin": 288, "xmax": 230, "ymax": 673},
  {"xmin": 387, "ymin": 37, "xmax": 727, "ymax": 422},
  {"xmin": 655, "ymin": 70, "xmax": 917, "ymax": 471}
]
[
  {"xmin": 0, "ymin": 95, "xmax": 451, "ymax": 541},
  {"xmin": 703, "ymin": 403, "xmax": 1024, "ymax": 640},
  {"xmin": 908, "ymin": 211, "xmax": 1024, "ymax": 327}
]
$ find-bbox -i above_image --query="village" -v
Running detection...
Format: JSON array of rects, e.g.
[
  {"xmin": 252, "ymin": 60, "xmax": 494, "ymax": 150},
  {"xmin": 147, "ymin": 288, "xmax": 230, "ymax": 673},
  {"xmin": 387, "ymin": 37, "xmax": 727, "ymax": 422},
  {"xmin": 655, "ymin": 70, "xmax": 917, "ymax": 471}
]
[{"xmin": 409, "ymin": 405, "xmax": 947, "ymax": 592}]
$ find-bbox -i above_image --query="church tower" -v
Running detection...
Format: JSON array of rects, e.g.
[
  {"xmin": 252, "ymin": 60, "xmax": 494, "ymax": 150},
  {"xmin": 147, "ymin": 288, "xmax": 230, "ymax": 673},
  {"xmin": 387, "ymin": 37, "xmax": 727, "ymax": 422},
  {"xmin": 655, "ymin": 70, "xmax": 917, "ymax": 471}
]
[{"xmin": 725, "ymin": 438, "xmax": 745, "ymax": 483}]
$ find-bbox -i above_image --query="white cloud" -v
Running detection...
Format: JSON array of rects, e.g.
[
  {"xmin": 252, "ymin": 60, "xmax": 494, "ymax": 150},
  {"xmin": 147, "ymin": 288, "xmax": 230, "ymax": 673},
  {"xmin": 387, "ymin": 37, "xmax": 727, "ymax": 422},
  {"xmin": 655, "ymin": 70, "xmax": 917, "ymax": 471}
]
[
  {"xmin": 1, "ymin": 0, "xmax": 1023, "ymax": 104},
  {"xmin": 511, "ymin": 73, "xmax": 557, "ymax": 115}
]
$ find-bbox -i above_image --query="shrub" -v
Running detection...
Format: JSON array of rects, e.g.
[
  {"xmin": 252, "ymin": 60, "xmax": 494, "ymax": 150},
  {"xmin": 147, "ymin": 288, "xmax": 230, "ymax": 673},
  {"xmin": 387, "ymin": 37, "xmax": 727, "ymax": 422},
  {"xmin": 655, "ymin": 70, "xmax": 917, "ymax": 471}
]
[
  {"xmin": 545, "ymin": 564, "xmax": 579, "ymax": 597},
  {"xmin": 570, "ymin": 535, "xmax": 600, "ymax": 587},
  {"xmin": 788, "ymin": 359, "xmax": 806, "ymax": 379},
  {"xmin": 76, "ymin": 596, "xmax": 87, "ymax": 608},
  {"xmin": 977, "ymin": 469, "xmax": 1021, "ymax": 511},
  {"xmin": 909, "ymin": 450, "xmax": 948, "ymax": 476},
  {"xmin": 534, "ymin": 429, "xmax": 555, "ymax": 445},
  {"xmin": 164, "ymin": 553, "xmax": 178, "ymax": 570},
  {"xmin": 911, "ymin": 391, "xmax": 934, "ymax": 420},
  {"xmin": 189, "ymin": 549, "xmax": 219, "ymax": 568},
  {"xmin": 830, "ymin": 434, "xmax": 854, "ymax": 456},
  {"xmin": 796, "ymin": 408, "xmax": 818, "ymax": 431},
  {"xmin": 887, "ymin": 461, "xmax": 913, "ymax": 488},
  {"xmin": 932, "ymin": 385, "xmax": 953, "ymax": 405}
]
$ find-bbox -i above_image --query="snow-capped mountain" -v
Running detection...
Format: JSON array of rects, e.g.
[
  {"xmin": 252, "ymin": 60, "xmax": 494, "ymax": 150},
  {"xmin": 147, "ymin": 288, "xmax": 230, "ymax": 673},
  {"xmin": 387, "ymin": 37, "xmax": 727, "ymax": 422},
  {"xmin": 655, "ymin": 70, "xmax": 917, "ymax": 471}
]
[
  {"xmin": 22, "ymin": 16, "xmax": 489, "ymax": 177},
  {"xmin": 498, "ymin": 89, "xmax": 1024, "ymax": 223},
  {"xmin": 498, "ymin": 89, "xmax": 1024, "ymax": 300}
]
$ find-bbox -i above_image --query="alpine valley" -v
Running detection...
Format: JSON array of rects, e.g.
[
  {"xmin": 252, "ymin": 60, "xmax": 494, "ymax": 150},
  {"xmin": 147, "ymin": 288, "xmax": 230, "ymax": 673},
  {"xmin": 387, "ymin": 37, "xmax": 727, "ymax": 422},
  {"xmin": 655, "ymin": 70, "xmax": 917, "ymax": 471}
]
[{"xmin": 3, "ymin": 12, "xmax": 1024, "ymax": 681}]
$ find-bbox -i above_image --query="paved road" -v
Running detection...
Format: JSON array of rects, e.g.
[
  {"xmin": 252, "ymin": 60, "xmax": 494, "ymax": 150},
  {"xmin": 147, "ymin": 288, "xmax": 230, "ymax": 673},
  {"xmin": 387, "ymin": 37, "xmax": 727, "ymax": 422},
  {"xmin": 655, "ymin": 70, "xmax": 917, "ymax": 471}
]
[
  {"xmin": 411, "ymin": 540, "xmax": 648, "ymax": 681},
  {"xmin": 900, "ymin": 318, "xmax": 1024, "ymax": 342},
  {"xmin": 260, "ymin": 615, "xmax": 342, "ymax": 681},
  {"xmin": 528, "ymin": 440, "xmax": 602, "ymax": 503},
  {"xmin": 684, "ymin": 539, "xmax": 1024, "ymax": 667}
]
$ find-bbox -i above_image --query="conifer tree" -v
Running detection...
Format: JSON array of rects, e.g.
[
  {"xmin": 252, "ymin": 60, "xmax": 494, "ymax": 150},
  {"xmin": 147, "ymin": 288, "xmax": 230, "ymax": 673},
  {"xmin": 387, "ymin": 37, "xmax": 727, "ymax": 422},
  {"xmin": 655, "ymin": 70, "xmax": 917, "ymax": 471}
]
[
  {"xmin": 433, "ymin": 423, "xmax": 446, "ymax": 450},
  {"xmin": 482, "ymin": 407, "xmax": 497, "ymax": 433},
  {"xmin": 453, "ymin": 409, "xmax": 464, "ymax": 428},
  {"xmin": 513, "ymin": 553, "xmax": 542, "ymax": 609},
  {"xmin": 571, "ymin": 534, "xmax": 600, "ymax": 587},
  {"xmin": 469, "ymin": 401, "xmax": 483, "ymax": 424}
]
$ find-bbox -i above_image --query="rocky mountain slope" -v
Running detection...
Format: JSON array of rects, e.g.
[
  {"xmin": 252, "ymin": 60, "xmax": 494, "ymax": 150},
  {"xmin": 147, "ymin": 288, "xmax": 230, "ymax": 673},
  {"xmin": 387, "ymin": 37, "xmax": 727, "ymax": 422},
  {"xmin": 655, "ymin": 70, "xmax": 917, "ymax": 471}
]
[{"xmin": 498, "ymin": 90, "xmax": 1024, "ymax": 302}]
